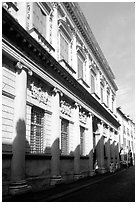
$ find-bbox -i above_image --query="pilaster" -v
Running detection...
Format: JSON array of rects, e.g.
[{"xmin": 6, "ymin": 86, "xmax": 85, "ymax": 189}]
[
  {"xmin": 50, "ymin": 87, "xmax": 62, "ymax": 185},
  {"xmin": 9, "ymin": 61, "xmax": 32, "ymax": 195},
  {"xmin": 107, "ymin": 127, "xmax": 111, "ymax": 168},
  {"xmin": 73, "ymin": 102, "xmax": 80, "ymax": 180},
  {"xmin": 87, "ymin": 112, "xmax": 94, "ymax": 176}
]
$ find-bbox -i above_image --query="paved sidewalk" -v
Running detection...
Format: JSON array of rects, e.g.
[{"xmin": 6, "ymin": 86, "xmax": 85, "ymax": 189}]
[{"xmin": 3, "ymin": 169, "xmax": 126, "ymax": 202}]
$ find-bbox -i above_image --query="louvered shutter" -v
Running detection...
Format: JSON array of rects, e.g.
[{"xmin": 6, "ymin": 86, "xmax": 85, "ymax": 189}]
[
  {"xmin": 60, "ymin": 34, "xmax": 69, "ymax": 63},
  {"xmin": 91, "ymin": 74, "xmax": 95, "ymax": 93},
  {"xmin": 78, "ymin": 57, "xmax": 83, "ymax": 79},
  {"xmin": 33, "ymin": 3, "xmax": 46, "ymax": 38}
]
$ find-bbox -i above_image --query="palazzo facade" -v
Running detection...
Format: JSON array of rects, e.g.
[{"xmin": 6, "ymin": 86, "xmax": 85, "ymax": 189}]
[
  {"xmin": 2, "ymin": 2, "xmax": 120, "ymax": 196},
  {"xmin": 117, "ymin": 107, "xmax": 135, "ymax": 166}
]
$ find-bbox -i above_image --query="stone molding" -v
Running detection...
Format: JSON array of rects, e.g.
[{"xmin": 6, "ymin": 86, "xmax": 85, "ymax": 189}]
[{"xmin": 30, "ymin": 81, "xmax": 49, "ymax": 105}]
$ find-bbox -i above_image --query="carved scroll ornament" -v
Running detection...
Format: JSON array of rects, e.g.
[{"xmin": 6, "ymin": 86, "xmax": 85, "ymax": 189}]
[{"xmin": 30, "ymin": 82, "xmax": 49, "ymax": 105}]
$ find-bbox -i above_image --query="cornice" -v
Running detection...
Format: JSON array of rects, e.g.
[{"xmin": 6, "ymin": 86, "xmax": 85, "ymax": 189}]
[
  {"xmin": 2, "ymin": 7, "xmax": 120, "ymax": 129},
  {"xmin": 63, "ymin": 2, "xmax": 118, "ymax": 91}
]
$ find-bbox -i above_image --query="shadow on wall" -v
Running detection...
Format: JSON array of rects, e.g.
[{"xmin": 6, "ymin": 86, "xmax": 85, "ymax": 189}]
[
  {"xmin": 11, "ymin": 119, "xmax": 26, "ymax": 182},
  {"xmin": 9, "ymin": 117, "xmax": 121, "ymax": 183}
]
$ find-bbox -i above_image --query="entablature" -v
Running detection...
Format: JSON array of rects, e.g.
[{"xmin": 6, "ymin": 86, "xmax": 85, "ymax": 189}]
[{"xmin": 2, "ymin": 7, "xmax": 120, "ymax": 129}]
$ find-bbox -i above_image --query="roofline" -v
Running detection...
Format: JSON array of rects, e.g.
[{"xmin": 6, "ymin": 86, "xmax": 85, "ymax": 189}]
[
  {"xmin": 63, "ymin": 2, "xmax": 118, "ymax": 91},
  {"xmin": 2, "ymin": 7, "xmax": 120, "ymax": 129}
]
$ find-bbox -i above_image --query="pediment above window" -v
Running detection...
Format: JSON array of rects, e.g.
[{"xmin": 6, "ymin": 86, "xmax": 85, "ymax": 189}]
[
  {"xmin": 76, "ymin": 45, "xmax": 86, "ymax": 60},
  {"xmin": 90, "ymin": 63, "xmax": 97, "ymax": 75},
  {"xmin": 40, "ymin": 2, "xmax": 53, "ymax": 15},
  {"xmin": 58, "ymin": 18, "xmax": 72, "ymax": 41}
]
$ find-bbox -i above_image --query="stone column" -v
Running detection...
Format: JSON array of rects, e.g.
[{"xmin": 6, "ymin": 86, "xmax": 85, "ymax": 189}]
[
  {"xmin": 93, "ymin": 118, "xmax": 105, "ymax": 173},
  {"xmin": 50, "ymin": 87, "xmax": 62, "ymax": 185},
  {"xmin": 9, "ymin": 61, "xmax": 32, "ymax": 195},
  {"xmin": 87, "ymin": 113, "xmax": 94, "ymax": 176},
  {"xmin": 99, "ymin": 121, "xmax": 105, "ymax": 173},
  {"xmin": 73, "ymin": 103, "xmax": 80, "ymax": 180},
  {"xmin": 107, "ymin": 127, "xmax": 111, "ymax": 168}
]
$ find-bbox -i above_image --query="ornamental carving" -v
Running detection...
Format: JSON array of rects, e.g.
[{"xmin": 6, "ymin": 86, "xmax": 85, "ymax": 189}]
[
  {"xmin": 79, "ymin": 111, "xmax": 87, "ymax": 124},
  {"xmin": 60, "ymin": 100, "xmax": 72, "ymax": 116},
  {"xmin": 30, "ymin": 82, "xmax": 49, "ymax": 105},
  {"xmin": 26, "ymin": 3, "xmax": 31, "ymax": 31}
]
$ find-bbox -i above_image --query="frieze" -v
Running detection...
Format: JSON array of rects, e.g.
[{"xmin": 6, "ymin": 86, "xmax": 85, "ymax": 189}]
[
  {"xmin": 60, "ymin": 100, "xmax": 72, "ymax": 117},
  {"xmin": 30, "ymin": 82, "xmax": 49, "ymax": 105}
]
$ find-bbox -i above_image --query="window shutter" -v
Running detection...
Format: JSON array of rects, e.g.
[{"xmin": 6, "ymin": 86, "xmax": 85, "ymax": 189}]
[
  {"xmin": 100, "ymin": 86, "xmax": 103, "ymax": 103},
  {"xmin": 91, "ymin": 74, "xmax": 95, "ymax": 93},
  {"xmin": 78, "ymin": 57, "xmax": 83, "ymax": 79},
  {"xmin": 33, "ymin": 3, "xmax": 46, "ymax": 38},
  {"xmin": 60, "ymin": 34, "xmax": 69, "ymax": 63}
]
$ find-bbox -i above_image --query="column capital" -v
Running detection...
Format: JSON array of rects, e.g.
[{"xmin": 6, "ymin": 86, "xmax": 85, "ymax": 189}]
[
  {"xmin": 74, "ymin": 102, "xmax": 81, "ymax": 109},
  {"xmin": 52, "ymin": 87, "xmax": 63, "ymax": 97},
  {"xmin": 16, "ymin": 60, "xmax": 33, "ymax": 76},
  {"xmin": 88, "ymin": 112, "xmax": 94, "ymax": 118}
]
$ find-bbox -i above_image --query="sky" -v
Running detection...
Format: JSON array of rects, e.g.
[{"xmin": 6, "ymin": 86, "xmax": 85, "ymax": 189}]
[{"xmin": 79, "ymin": 2, "xmax": 135, "ymax": 121}]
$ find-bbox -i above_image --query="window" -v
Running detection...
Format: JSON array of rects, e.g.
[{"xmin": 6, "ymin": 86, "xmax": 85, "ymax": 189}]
[
  {"xmin": 91, "ymin": 74, "xmax": 95, "ymax": 93},
  {"xmin": 123, "ymin": 138, "xmax": 126, "ymax": 147},
  {"xmin": 30, "ymin": 106, "xmax": 44, "ymax": 153},
  {"xmin": 123, "ymin": 125, "xmax": 126, "ymax": 134},
  {"xmin": 107, "ymin": 90, "xmax": 110, "ymax": 108},
  {"xmin": 80, "ymin": 126, "xmax": 85, "ymax": 156},
  {"xmin": 61, "ymin": 119, "xmax": 69, "ymax": 155},
  {"xmin": 60, "ymin": 34, "xmax": 69, "ymax": 63},
  {"xmin": 100, "ymin": 86, "xmax": 104, "ymax": 103},
  {"xmin": 33, "ymin": 3, "xmax": 46, "ymax": 38},
  {"xmin": 112, "ymin": 95, "xmax": 114, "ymax": 112},
  {"xmin": 78, "ymin": 56, "xmax": 84, "ymax": 79}
]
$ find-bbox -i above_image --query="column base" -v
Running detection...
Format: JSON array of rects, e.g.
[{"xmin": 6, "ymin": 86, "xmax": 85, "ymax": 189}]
[
  {"xmin": 89, "ymin": 170, "xmax": 95, "ymax": 176},
  {"xmin": 50, "ymin": 176, "xmax": 62, "ymax": 186},
  {"xmin": 97, "ymin": 167, "xmax": 107, "ymax": 174},
  {"xmin": 9, "ymin": 180, "xmax": 32, "ymax": 195},
  {"xmin": 73, "ymin": 174, "xmax": 81, "ymax": 181}
]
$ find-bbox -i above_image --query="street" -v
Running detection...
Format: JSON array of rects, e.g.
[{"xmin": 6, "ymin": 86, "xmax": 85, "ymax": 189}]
[
  {"xmin": 51, "ymin": 166, "xmax": 135, "ymax": 202},
  {"xmin": 3, "ymin": 166, "xmax": 135, "ymax": 202}
]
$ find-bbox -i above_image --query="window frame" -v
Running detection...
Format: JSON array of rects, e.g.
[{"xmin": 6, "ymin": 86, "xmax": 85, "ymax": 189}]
[
  {"xmin": 61, "ymin": 118, "xmax": 69, "ymax": 155},
  {"xmin": 59, "ymin": 32, "xmax": 70, "ymax": 64},
  {"xmin": 32, "ymin": 2, "xmax": 47, "ymax": 38},
  {"xmin": 30, "ymin": 106, "xmax": 44, "ymax": 154},
  {"xmin": 80, "ymin": 126, "xmax": 85, "ymax": 156}
]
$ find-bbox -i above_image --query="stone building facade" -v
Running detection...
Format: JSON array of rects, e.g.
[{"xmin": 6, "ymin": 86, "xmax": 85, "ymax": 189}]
[
  {"xmin": 117, "ymin": 107, "xmax": 135, "ymax": 166},
  {"xmin": 2, "ymin": 2, "xmax": 120, "ymax": 196}
]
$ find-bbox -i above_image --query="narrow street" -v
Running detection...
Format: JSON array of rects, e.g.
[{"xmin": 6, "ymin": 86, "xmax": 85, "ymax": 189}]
[{"xmin": 50, "ymin": 166, "xmax": 135, "ymax": 202}]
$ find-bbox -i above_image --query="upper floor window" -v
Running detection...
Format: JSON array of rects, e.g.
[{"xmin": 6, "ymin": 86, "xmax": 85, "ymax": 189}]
[
  {"xmin": 123, "ymin": 138, "xmax": 126, "ymax": 147},
  {"xmin": 100, "ymin": 85, "xmax": 104, "ymax": 104},
  {"xmin": 32, "ymin": 3, "xmax": 46, "ymax": 38},
  {"xmin": 112, "ymin": 95, "xmax": 115, "ymax": 112},
  {"xmin": 61, "ymin": 118, "xmax": 69, "ymax": 155},
  {"xmin": 80, "ymin": 126, "xmax": 85, "ymax": 156},
  {"xmin": 90, "ymin": 72, "xmax": 96, "ymax": 93},
  {"xmin": 107, "ymin": 88, "xmax": 110, "ymax": 108},
  {"xmin": 123, "ymin": 125, "xmax": 126, "ymax": 134},
  {"xmin": 78, "ymin": 56, "xmax": 84, "ymax": 79},
  {"xmin": 60, "ymin": 33, "xmax": 69, "ymax": 63},
  {"xmin": 30, "ymin": 106, "xmax": 44, "ymax": 153}
]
